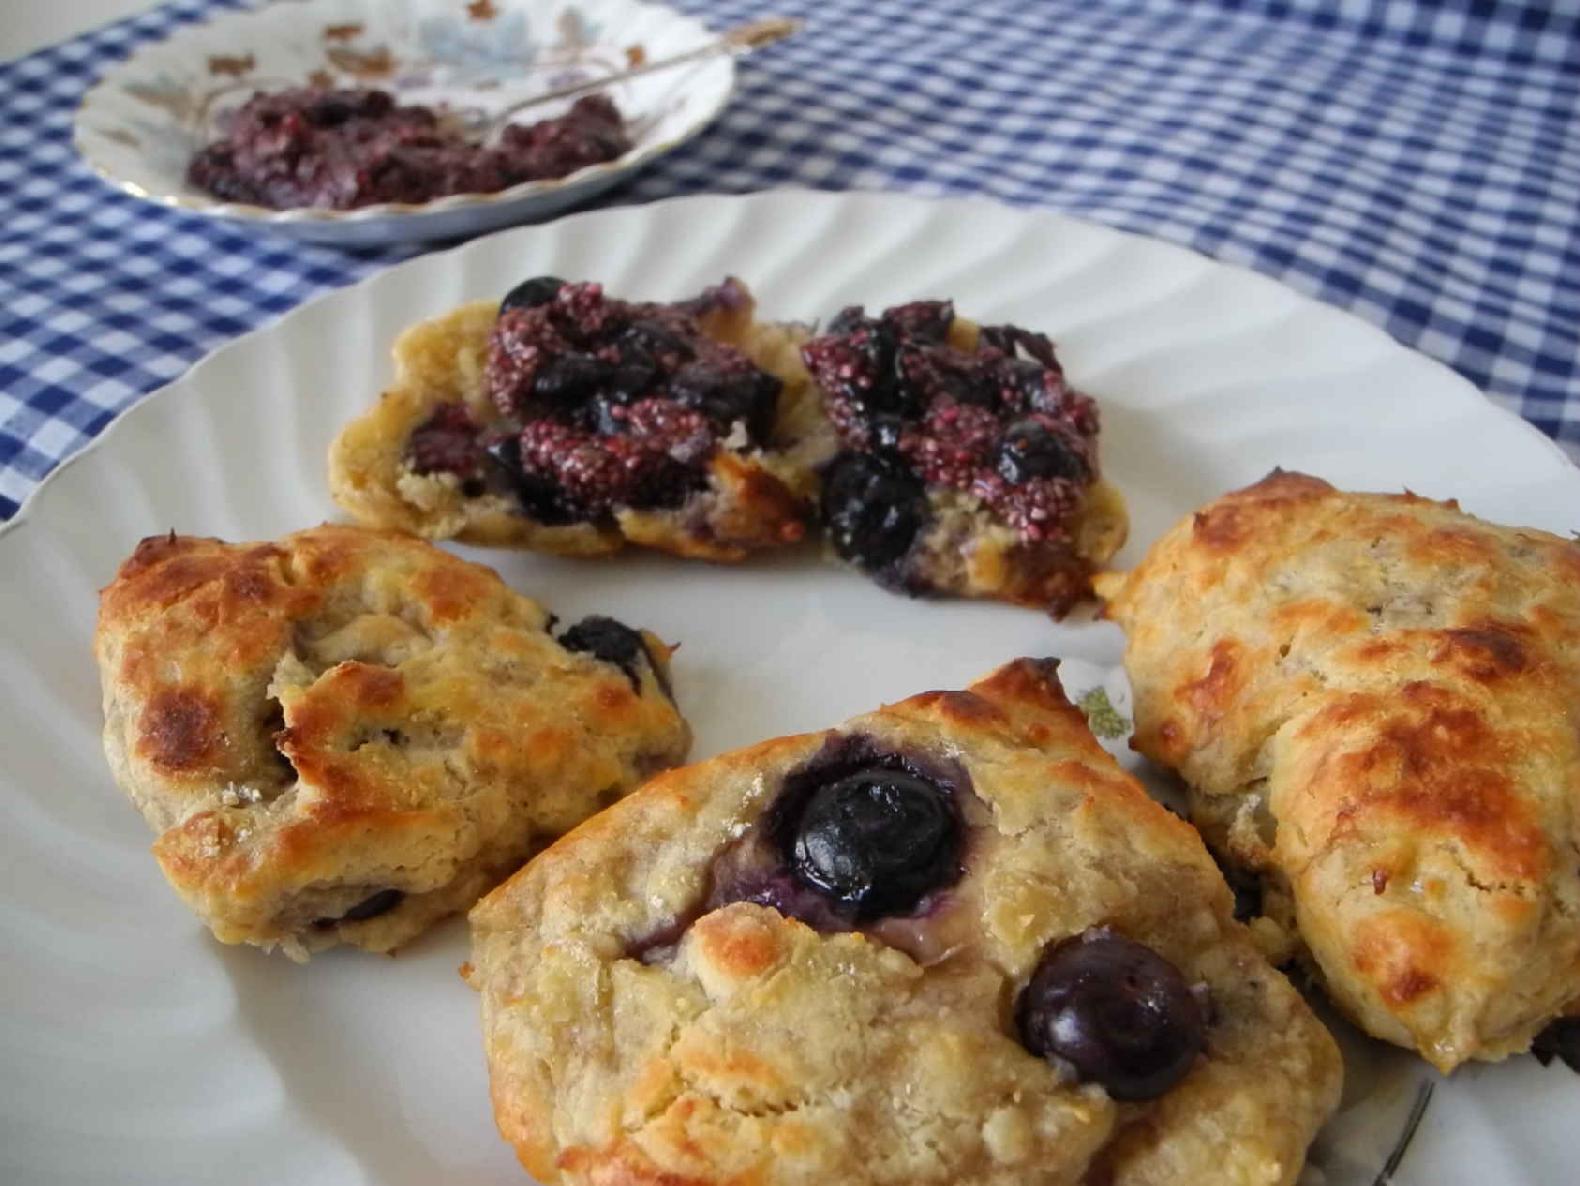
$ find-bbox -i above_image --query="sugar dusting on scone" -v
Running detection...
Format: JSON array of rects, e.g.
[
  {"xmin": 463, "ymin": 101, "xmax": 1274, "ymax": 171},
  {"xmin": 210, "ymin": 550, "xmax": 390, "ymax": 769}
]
[
  {"xmin": 328, "ymin": 277, "xmax": 829, "ymax": 562},
  {"xmin": 94, "ymin": 525, "xmax": 690, "ymax": 959},
  {"xmin": 1097, "ymin": 469, "xmax": 1580, "ymax": 1071},
  {"xmin": 801, "ymin": 302, "xmax": 1127, "ymax": 615},
  {"xmin": 468, "ymin": 659, "xmax": 1339, "ymax": 1184}
]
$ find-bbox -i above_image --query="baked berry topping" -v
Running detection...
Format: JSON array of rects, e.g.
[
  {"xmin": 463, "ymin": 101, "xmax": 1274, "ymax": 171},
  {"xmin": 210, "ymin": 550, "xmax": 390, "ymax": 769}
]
[
  {"xmin": 820, "ymin": 451, "xmax": 930, "ymax": 576},
  {"xmin": 1016, "ymin": 927, "xmax": 1207, "ymax": 1101},
  {"xmin": 406, "ymin": 280, "xmax": 783, "ymax": 523},
  {"xmin": 802, "ymin": 302, "xmax": 1100, "ymax": 544},
  {"xmin": 996, "ymin": 418, "xmax": 1088, "ymax": 484},
  {"xmin": 558, "ymin": 615, "xmax": 653, "ymax": 691},
  {"xmin": 188, "ymin": 90, "xmax": 630, "ymax": 211},
  {"xmin": 500, "ymin": 275, "xmax": 567, "ymax": 314},
  {"xmin": 787, "ymin": 765, "xmax": 960, "ymax": 920},
  {"xmin": 313, "ymin": 888, "xmax": 405, "ymax": 929}
]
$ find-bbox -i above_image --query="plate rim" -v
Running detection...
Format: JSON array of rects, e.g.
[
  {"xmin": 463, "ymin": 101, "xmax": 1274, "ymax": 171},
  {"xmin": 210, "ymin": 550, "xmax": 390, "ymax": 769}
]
[
  {"xmin": 8, "ymin": 186, "xmax": 1574, "ymax": 541},
  {"xmin": 71, "ymin": 0, "xmax": 737, "ymax": 227}
]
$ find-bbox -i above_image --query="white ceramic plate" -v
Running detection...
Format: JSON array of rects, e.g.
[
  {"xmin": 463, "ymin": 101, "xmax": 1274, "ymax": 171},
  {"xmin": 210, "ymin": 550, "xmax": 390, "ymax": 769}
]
[
  {"xmin": 73, "ymin": 0, "xmax": 736, "ymax": 244},
  {"xmin": 2, "ymin": 191, "xmax": 1576, "ymax": 1185}
]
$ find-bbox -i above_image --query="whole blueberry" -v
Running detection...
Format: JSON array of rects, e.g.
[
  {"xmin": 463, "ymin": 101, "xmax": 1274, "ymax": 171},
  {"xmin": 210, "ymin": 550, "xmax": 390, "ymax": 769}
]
[
  {"xmin": 621, "ymin": 319, "xmax": 697, "ymax": 367},
  {"xmin": 669, "ymin": 362, "xmax": 781, "ymax": 444},
  {"xmin": 532, "ymin": 353, "xmax": 613, "ymax": 410},
  {"xmin": 996, "ymin": 419, "xmax": 1087, "ymax": 484},
  {"xmin": 820, "ymin": 452, "xmax": 930, "ymax": 573},
  {"xmin": 500, "ymin": 275, "xmax": 566, "ymax": 313},
  {"xmin": 789, "ymin": 766, "xmax": 959, "ymax": 919},
  {"xmin": 558, "ymin": 615, "xmax": 651, "ymax": 690},
  {"xmin": 824, "ymin": 305, "xmax": 870, "ymax": 336},
  {"xmin": 978, "ymin": 323, "xmax": 1061, "ymax": 371},
  {"xmin": 313, "ymin": 887, "xmax": 404, "ymax": 929},
  {"xmin": 882, "ymin": 299, "xmax": 955, "ymax": 343},
  {"xmin": 1016, "ymin": 928, "xmax": 1206, "ymax": 1101}
]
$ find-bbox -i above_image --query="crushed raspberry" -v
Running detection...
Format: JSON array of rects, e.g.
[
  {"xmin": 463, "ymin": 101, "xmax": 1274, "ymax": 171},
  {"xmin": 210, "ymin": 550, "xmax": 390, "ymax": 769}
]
[
  {"xmin": 517, "ymin": 420, "xmax": 699, "ymax": 512},
  {"xmin": 802, "ymin": 303, "xmax": 1100, "ymax": 544},
  {"xmin": 408, "ymin": 279, "xmax": 778, "ymax": 520},
  {"xmin": 612, "ymin": 399, "xmax": 716, "ymax": 465}
]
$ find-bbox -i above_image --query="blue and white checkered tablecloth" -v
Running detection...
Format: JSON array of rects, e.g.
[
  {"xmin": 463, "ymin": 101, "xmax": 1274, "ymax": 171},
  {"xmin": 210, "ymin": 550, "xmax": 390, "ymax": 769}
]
[{"xmin": 3, "ymin": 0, "xmax": 1578, "ymax": 519}]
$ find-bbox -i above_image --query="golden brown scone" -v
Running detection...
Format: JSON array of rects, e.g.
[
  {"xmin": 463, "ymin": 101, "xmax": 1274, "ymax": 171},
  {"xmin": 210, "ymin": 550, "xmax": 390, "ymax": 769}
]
[
  {"xmin": 801, "ymin": 302, "xmax": 1127, "ymax": 614},
  {"xmin": 1096, "ymin": 470, "xmax": 1580, "ymax": 1071},
  {"xmin": 95, "ymin": 525, "xmax": 690, "ymax": 959},
  {"xmin": 329, "ymin": 277, "xmax": 829, "ymax": 562},
  {"xmin": 469, "ymin": 659, "xmax": 1339, "ymax": 1185}
]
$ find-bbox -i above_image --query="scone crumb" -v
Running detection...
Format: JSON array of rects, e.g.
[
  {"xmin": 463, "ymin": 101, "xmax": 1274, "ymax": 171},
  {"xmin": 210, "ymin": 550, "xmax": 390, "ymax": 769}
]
[
  {"xmin": 219, "ymin": 782, "xmax": 267, "ymax": 807},
  {"xmin": 982, "ymin": 1105, "xmax": 1033, "ymax": 1162}
]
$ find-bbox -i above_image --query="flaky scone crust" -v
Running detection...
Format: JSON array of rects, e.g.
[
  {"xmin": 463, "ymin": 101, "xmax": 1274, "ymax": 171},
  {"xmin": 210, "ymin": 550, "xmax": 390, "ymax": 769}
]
[
  {"xmin": 95, "ymin": 525, "xmax": 690, "ymax": 958},
  {"xmin": 469, "ymin": 659, "xmax": 1339, "ymax": 1185},
  {"xmin": 1096, "ymin": 470, "xmax": 1580, "ymax": 1070},
  {"xmin": 327, "ymin": 288, "xmax": 824, "ymax": 563}
]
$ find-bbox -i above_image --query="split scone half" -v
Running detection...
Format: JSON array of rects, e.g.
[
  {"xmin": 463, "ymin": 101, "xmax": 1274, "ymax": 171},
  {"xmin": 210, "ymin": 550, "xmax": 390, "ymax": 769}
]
[
  {"xmin": 95, "ymin": 525, "xmax": 690, "ymax": 959},
  {"xmin": 329, "ymin": 276, "xmax": 829, "ymax": 562},
  {"xmin": 800, "ymin": 300, "xmax": 1128, "ymax": 615},
  {"xmin": 469, "ymin": 659, "xmax": 1339, "ymax": 1186},
  {"xmin": 1097, "ymin": 470, "xmax": 1580, "ymax": 1071}
]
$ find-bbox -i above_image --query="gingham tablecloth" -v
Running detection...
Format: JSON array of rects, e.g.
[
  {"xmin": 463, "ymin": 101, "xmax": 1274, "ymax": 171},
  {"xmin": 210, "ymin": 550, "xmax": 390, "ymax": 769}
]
[{"xmin": 3, "ymin": 0, "xmax": 1578, "ymax": 519}]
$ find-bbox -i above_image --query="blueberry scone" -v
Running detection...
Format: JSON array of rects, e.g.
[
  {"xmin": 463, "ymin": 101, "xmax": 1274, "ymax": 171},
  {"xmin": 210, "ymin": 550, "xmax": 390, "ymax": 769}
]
[
  {"xmin": 95, "ymin": 525, "xmax": 689, "ymax": 959},
  {"xmin": 1096, "ymin": 470, "xmax": 1580, "ymax": 1071},
  {"xmin": 329, "ymin": 276, "xmax": 828, "ymax": 561},
  {"xmin": 469, "ymin": 659, "xmax": 1340, "ymax": 1185},
  {"xmin": 801, "ymin": 301, "xmax": 1128, "ymax": 614}
]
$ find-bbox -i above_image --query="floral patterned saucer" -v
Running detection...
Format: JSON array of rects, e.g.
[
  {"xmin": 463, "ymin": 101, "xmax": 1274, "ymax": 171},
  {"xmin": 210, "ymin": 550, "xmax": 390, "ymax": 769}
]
[{"xmin": 73, "ymin": 0, "xmax": 737, "ymax": 244}]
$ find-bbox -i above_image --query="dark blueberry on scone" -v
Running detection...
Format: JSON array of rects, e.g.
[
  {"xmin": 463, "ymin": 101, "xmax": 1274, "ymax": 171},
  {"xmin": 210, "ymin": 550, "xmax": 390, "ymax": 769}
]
[
  {"xmin": 329, "ymin": 277, "xmax": 831, "ymax": 562},
  {"xmin": 556, "ymin": 614, "xmax": 672, "ymax": 696},
  {"xmin": 801, "ymin": 301, "xmax": 1128, "ymax": 613},
  {"xmin": 1016, "ymin": 927, "xmax": 1206, "ymax": 1102},
  {"xmin": 93, "ymin": 526, "xmax": 690, "ymax": 960},
  {"xmin": 785, "ymin": 764, "xmax": 961, "ymax": 920},
  {"xmin": 468, "ymin": 659, "xmax": 1340, "ymax": 1184}
]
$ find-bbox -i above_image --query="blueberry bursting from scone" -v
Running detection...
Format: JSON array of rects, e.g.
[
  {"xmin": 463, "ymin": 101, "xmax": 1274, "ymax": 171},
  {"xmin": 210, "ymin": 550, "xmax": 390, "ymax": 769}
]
[
  {"xmin": 329, "ymin": 276, "xmax": 828, "ymax": 561},
  {"xmin": 801, "ymin": 302, "xmax": 1128, "ymax": 614},
  {"xmin": 93, "ymin": 526, "xmax": 691, "ymax": 960},
  {"xmin": 469, "ymin": 660, "xmax": 1340, "ymax": 1186}
]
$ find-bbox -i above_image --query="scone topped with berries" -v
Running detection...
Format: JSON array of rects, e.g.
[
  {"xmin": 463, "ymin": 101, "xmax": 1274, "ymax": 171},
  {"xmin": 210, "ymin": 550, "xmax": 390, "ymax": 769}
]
[
  {"xmin": 468, "ymin": 660, "xmax": 1339, "ymax": 1186},
  {"xmin": 803, "ymin": 302, "xmax": 1127, "ymax": 614},
  {"xmin": 330, "ymin": 276, "xmax": 827, "ymax": 561}
]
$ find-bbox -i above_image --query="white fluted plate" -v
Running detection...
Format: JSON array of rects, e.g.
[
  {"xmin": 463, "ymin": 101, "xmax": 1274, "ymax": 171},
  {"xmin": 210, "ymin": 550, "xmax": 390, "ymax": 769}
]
[{"xmin": 2, "ymin": 191, "xmax": 1576, "ymax": 1184}]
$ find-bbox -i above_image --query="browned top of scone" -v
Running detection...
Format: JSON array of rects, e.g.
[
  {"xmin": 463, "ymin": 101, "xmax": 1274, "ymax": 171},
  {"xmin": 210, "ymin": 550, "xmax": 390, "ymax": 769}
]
[
  {"xmin": 469, "ymin": 659, "xmax": 1339, "ymax": 1186},
  {"xmin": 1097, "ymin": 470, "xmax": 1580, "ymax": 1070},
  {"xmin": 95, "ymin": 525, "xmax": 689, "ymax": 942}
]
